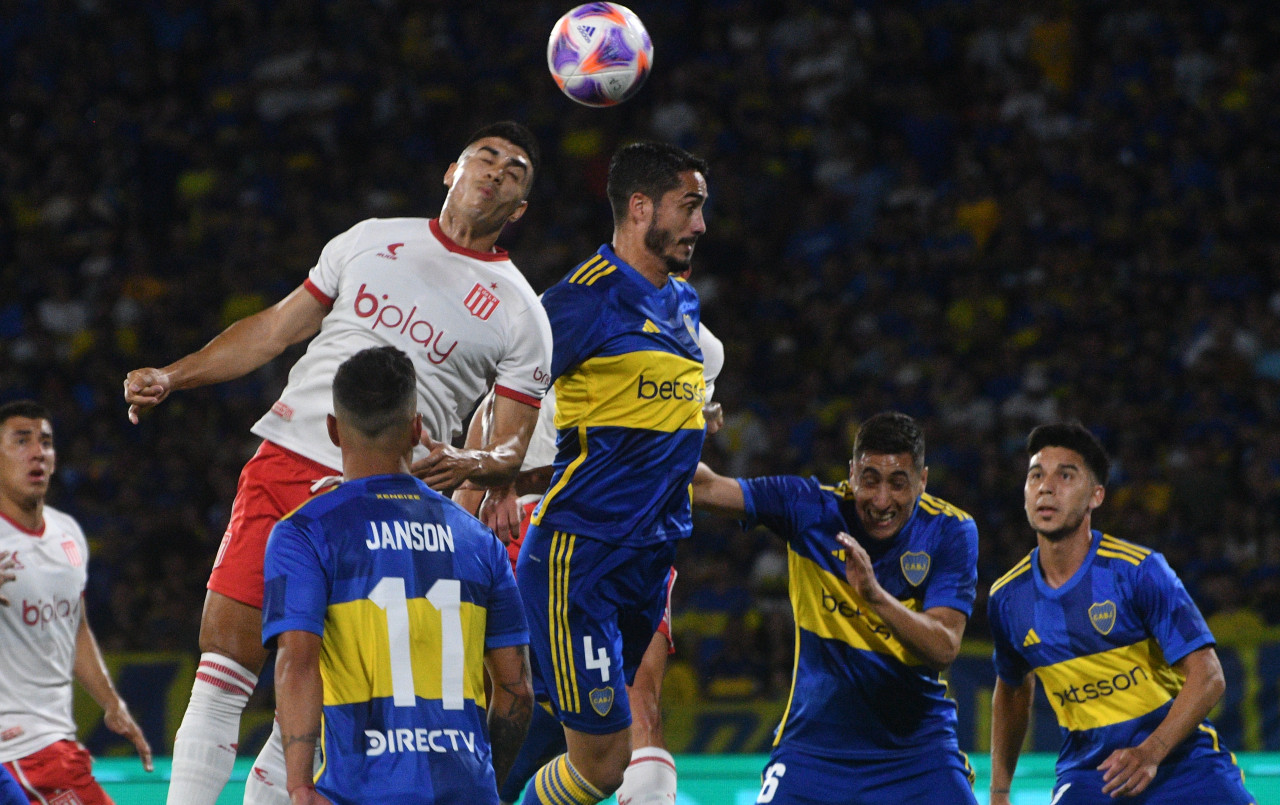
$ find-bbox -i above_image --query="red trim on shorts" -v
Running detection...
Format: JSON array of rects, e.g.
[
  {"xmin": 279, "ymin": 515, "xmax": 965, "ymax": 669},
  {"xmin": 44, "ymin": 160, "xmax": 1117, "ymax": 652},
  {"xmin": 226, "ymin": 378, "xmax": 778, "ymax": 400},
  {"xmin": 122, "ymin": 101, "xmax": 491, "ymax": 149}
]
[
  {"xmin": 0, "ymin": 510, "xmax": 44, "ymax": 537},
  {"xmin": 628, "ymin": 754, "xmax": 677, "ymax": 772},
  {"xmin": 429, "ymin": 218, "xmax": 509, "ymax": 261},
  {"xmin": 495, "ymin": 384, "xmax": 541, "ymax": 408},
  {"xmin": 302, "ymin": 278, "xmax": 334, "ymax": 308}
]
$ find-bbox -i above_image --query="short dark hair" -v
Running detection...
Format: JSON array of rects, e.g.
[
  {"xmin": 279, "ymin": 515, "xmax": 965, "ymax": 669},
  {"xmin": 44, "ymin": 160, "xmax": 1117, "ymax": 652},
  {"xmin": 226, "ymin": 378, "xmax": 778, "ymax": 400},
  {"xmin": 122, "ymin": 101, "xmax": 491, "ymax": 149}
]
[
  {"xmin": 1026, "ymin": 423, "xmax": 1111, "ymax": 486},
  {"xmin": 0, "ymin": 400, "xmax": 51, "ymax": 430},
  {"xmin": 332, "ymin": 347, "xmax": 416, "ymax": 439},
  {"xmin": 607, "ymin": 141, "xmax": 709, "ymax": 224},
  {"xmin": 464, "ymin": 120, "xmax": 541, "ymax": 184},
  {"xmin": 854, "ymin": 412, "xmax": 925, "ymax": 470}
]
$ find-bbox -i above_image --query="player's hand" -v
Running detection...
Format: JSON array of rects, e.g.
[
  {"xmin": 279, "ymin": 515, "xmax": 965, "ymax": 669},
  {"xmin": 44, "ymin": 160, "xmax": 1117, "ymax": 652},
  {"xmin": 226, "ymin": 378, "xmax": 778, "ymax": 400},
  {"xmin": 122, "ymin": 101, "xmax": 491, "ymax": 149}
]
[
  {"xmin": 836, "ymin": 532, "xmax": 887, "ymax": 605},
  {"xmin": 123, "ymin": 368, "xmax": 173, "ymax": 424},
  {"xmin": 0, "ymin": 550, "xmax": 16, "ymax": 606},
  {"xmin": 104, "ymin": 699, "xmax": 153, "ymax": 772},
  {"xmin": 479, "ymin": 484, "xmax": 521, "ymax": 544},
  {"xmin": 703, "ymin": 401, "xmax": 724, "ymax": 435},
  {"xmin": 411, "ymin": 434, "xmax": 482, "ymax": 491},
  {"xmin": 1098, "ymin": 743, "xmax": 1159, "ymax": 797},
  {"xmin": 289, "ymin": 784, "xmax": 333, "ymax": 805}
]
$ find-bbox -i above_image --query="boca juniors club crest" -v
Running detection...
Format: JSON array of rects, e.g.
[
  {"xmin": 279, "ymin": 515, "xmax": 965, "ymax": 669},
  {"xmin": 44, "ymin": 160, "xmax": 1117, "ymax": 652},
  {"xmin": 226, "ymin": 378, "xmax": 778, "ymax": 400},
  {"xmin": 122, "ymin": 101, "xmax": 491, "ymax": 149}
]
[
  {"xmin": 900, "ymin": 551, "xmax": 931, "ymax": 586},
  {"xmin": 463, "ymin": 283, "xmax": 500, "ymax": 321},
  {"xmin": 589, "ymin": 687, "xmax": 615, "ymax": 717},
  {"xmin": 1089, "ymin": 600, "xmax": 1117, "ymax": 635}
]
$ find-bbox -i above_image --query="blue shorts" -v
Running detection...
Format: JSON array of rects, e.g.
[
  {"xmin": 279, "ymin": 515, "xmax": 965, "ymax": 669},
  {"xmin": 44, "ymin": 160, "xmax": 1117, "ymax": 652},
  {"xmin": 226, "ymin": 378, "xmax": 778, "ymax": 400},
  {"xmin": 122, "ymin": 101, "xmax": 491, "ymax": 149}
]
[
  {"xmin": 756, "ymin": 745, "xmax": 977, "ymax": 805},
  {"xmin": 1051, "ymin": 752, "xmax": 1255, "ymax": 804},
  {"xmin": 516, "ymin": 525, "xmax": 677, "ymax": 735}
]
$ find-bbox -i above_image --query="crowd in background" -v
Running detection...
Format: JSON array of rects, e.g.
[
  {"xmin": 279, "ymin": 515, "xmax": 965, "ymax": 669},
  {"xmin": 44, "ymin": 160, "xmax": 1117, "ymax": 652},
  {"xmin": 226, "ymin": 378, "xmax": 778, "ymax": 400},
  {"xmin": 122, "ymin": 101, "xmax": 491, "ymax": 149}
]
[{"xmin": 4, "ymin": 0, "xmax": 1280, "ymax": 707}]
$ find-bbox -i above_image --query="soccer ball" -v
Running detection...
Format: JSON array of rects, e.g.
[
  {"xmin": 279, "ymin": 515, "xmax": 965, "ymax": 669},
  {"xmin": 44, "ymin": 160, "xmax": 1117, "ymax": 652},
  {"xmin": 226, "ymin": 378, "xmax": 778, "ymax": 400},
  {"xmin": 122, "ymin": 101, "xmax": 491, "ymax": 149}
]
[{"xmin": 547, "ymin": 3, "xmax": 653, "ymax": 107}]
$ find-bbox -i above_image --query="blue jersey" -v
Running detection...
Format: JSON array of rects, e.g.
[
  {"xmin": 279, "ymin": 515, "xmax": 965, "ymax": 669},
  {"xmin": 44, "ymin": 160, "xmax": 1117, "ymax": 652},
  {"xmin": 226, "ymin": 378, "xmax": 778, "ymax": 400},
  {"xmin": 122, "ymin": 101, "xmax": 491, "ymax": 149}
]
[
  {"xmin": 988, "ymin": 531, "xmax": 1224, "ymax": 777},
  {"xmin": 531, "ymin": 244, "xmax": 705, "ymax": 546},
  {"xmin": 262, "ymin": 474, "xmax": 528, "ymax": 805},
  {"xmin": 741, "ymin": 476, "xmax": 979, "ymax": 759}
]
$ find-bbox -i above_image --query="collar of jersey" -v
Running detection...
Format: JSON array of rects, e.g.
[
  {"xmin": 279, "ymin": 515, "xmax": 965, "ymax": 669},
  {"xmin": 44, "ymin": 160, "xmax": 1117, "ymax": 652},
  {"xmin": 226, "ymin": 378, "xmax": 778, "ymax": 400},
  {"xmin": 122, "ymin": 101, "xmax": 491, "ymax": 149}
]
[
  {"xmin": 429, "ymin": 218, "xmax": 509, "ymax": 261},
  {"xmin": 0, "ymin": 508, "xmax": 46, "ymax": 537},
  {"xmin": 598, "ymin": 243, "xmax": 677, "ymax": 296},
  {"xmin": 1031, "ymin": 529, "xmax": 1101, "ymax": 598}
]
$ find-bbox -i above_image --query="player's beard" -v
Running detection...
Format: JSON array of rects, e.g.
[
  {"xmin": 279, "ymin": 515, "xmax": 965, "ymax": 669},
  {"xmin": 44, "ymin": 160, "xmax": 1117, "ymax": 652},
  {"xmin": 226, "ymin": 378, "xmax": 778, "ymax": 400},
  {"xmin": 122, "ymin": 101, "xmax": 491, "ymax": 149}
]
[
  {"xmin": 1030, "ymin": 505, "xmax": 1089, "ymax": 543},
  {"xmin": 645, "ymin": 218, "xmax": 696, "ymax": 274}
]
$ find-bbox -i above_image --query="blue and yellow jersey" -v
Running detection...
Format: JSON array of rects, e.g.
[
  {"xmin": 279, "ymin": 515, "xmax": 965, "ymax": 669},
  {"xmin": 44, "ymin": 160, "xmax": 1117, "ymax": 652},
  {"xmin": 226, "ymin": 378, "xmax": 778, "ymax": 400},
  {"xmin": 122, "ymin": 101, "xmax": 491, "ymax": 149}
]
[
  {"xmin": 261, "ymin": 474, "xmax": 527, "ymax": 805},
  {"xmin": 988, "ymin": 531, "xmax": 1223, "ymax": 777},
  {"xmin": 532, "ymin": 244, "xmax": 705, "ymax": 546},
  {"xmin": 741, "ymin": 475, "xmax": 979, "ymax": 759}
]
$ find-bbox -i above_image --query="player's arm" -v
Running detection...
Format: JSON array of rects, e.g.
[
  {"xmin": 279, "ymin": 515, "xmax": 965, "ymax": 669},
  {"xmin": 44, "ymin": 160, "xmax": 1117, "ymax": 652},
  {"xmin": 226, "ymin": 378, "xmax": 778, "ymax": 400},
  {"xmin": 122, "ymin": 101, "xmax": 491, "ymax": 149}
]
[
  {"xmin": 72, "ymin": 606, "xmax": 153, "ymax": 771},
  {"xmin": 452, "ymin": 394, "xmax": 493, "ymax": 517},
  {"xmin": 415, "ymin": 394, "xmax": 539, "ymax": 489},
  {"xmin": 0, "ymin": 550, "xmax": 15, "ymax": 606},
  {"xmin": 989, "ymin": 672, "xmax": 1035, "ymax": 805},
  {"xmin": 276, "ymin": 629, "xmax": 333, "ymax": 805},
  {"xmin": 690, "ymin": 461, "xmax": 747, "ymax": 516},
  {"xmin": 124, "ymin": 284, "xmax": 328, "ymax": 423},
  {"xmin": 1099, "ymin": 645, "xmax": 1225, "ymax": 798},
  {"xmin": 835, "ymin": 532, "xmax": 966, "ymax": 671},
  {"xmin": 484, "ymin": 644, "xmax": 533, "ymax": 792}
]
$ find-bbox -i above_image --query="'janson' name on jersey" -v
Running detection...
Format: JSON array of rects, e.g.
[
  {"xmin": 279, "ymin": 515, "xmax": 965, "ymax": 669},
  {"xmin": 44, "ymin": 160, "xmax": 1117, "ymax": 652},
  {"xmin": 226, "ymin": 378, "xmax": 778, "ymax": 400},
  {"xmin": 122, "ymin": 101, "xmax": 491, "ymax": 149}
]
[{"xmin": 365, "ymin": 521, "xmax": 456, "ymax": 552}]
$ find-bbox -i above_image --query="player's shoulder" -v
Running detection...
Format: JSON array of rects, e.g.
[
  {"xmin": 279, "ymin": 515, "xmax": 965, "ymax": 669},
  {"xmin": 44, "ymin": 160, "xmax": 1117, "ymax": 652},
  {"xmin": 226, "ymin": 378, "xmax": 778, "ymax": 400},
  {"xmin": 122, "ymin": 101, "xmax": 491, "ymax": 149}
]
[
  {"xmin": 1094, "ymin": 532, "xmax": 1156, "ymax": 570},
  {"xmin": 816, "ymin": 477, "xmax": 851, "ymax": 501},
  {"xmin": 37, "ymin": 505, "xmax": 88, "ymax": 543},
  {"xmin": 916, "ymin": 492, "xmax": 974, "ymax": 524},
  {"xmin": 671, "ymin": 274, "xmax": 702, "ymax": 303},
  {"xmin": 989, "ymin": 550, "xmax": 1036, "ymax": 599},
  {"xmin": 548, "ymin": 250, "xmax": 628, "ymax": 299}
]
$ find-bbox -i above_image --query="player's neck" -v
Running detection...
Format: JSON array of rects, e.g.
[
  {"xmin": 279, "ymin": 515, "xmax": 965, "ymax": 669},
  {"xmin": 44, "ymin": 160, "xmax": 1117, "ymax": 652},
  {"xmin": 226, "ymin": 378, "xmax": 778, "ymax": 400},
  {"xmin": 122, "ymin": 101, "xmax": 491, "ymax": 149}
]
[
  {"xmin": 340, "ymin": 455, "xmax": 412, "ymax": 483},
  {"xmin": 1036, "ymin": 524, "xmax": 1093, "ymax": 589},
  {"xmin": 436, "ymin": 210, "xmax": 502, "ymax": 254},
  {"xmin": 0, "ymin": 493, "xmax": 44, "ymax": 533},
  {"xmin": 612, "ymin": 233, "xmax": 671, "ymax": 289}
]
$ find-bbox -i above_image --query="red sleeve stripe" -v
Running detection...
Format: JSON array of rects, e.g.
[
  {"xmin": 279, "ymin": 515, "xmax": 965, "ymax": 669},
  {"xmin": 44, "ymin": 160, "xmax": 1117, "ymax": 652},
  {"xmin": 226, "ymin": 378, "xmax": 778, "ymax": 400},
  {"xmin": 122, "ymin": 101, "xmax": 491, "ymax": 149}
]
[
  {"xmin": 303, "ymin": 278, "xmax": 334, "ymax": 308},
  {"xmin": 495, "ymin": 385, "xmax": 541, "ymax": 408}
]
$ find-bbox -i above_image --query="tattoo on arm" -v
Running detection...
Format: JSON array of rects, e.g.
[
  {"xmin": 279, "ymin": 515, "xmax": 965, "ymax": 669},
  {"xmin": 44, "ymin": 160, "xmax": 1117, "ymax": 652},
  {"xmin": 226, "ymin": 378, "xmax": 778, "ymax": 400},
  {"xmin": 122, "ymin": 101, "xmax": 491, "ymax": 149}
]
[
  {"xmin": 282, "ymin": 731, "xmax": 320, "ymax": 754},
  {"xmin": 489, "ymin": 656, "xmax": 533, "ymax": 789}
]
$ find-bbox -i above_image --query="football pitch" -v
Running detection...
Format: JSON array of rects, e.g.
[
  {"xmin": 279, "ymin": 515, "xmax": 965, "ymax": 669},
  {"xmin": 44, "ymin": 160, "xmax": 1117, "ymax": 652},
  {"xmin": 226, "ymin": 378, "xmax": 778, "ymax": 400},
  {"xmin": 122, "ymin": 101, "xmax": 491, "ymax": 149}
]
[{"xmin": 95, "ymin": 753, "xmax": 1280, "ymax": 804}]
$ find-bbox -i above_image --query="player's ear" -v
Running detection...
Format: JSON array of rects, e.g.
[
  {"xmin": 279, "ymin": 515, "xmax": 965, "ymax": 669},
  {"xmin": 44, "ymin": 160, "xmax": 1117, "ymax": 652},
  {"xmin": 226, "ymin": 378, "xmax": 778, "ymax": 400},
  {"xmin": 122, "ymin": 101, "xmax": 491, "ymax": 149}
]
[
  {"xmin": 410, "ymin": 413, "xmax": 423, "ymax": 447},
  {"xmin": 444, "ymin": 162, "xmax": 459, "ymax": 189},
  {"xmin": 628, "ymin": 192, "xmax": 651, "ymax": 226},
  {"xmin": 506, "ymin": 199, "xmax": 529, "ymax": 225},
  {"xmin": 919, "ymin": 465, "xmax": 928, "ymax": 492},
  {"xmin": 327, "ymin": 414, "xmax": 341, "ymax": 447},
  {"xmin": 1090, "ymin": 483, "xmax": 1105, "ymax": 510}
]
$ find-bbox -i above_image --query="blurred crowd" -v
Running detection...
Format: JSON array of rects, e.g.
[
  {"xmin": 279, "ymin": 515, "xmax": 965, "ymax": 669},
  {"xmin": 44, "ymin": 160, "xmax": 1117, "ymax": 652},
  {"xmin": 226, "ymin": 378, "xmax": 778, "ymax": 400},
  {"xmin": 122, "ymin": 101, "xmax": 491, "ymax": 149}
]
[{"xmin": 4, "ymin": 0, "xmax": 1280, "ymax": 704}]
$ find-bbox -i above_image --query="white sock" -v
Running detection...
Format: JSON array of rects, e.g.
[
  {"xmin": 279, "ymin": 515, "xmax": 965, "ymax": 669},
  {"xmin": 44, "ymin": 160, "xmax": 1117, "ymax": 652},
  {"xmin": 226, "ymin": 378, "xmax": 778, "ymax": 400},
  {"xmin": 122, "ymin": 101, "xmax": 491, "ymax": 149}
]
[
  {"xmin": 167, "ymin": 652, "xmax": 258, "ymax": 805},
  {"xmin": 242, "ymin": 719, "xmax": 290, "ymax": 805},
  {"xmin": 616, "ymin": 747, "xmax": 677, "ymax": 805}
]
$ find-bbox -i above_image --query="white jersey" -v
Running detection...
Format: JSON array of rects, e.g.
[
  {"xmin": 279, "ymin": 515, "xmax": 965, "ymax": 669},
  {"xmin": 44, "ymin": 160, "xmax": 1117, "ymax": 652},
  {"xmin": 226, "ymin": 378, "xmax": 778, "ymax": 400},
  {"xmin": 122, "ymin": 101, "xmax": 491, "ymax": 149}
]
[
  {"xmin": 517, "ymin": 322, "xmax": 724, "ymax": 472},
  {"xmin": 0, "ymin": 507, "xmax": 90, "ymax": 762},
  {"xmin": 252, "ymin": 218, "xmax": 553, "ymax": 471}
]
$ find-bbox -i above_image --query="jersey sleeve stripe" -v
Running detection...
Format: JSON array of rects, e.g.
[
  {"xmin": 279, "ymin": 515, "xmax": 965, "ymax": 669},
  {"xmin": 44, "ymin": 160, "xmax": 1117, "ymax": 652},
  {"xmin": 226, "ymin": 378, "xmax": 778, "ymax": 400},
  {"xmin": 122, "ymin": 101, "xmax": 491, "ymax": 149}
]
[
  {"xmin": 302, "ymin": 278, "xmax": 335, "ymax": 308},
  {"xmin": 1097, "ymin": 548, "xmax": 1143, "ymax": 566},
  {"xmin": 579, "ymin": 262, "xmax": 610, "ymax": 285},
  {"xmin": 990, "ymin": 558, "xmax": 1032, "ymax": 594},
  {"xmin": 495, "ymin": 384, "xmax": 542, "ymax": 408},
  {"xmin": 1100, "ymin": 536, "xmax": 1150, "ymax": 558},
  {"xmin": 584, "ymin": 265, "xmax": 616, "ymax": 285},
  {"xmin": 568, "ymin": 256, "xmax": 603, "ymax": 284}
]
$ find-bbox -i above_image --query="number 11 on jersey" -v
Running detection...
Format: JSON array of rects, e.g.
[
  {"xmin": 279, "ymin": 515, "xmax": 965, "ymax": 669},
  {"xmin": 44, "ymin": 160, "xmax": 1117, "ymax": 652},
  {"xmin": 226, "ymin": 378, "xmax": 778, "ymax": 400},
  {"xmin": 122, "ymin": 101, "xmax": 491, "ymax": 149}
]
[{"xmin": 368, "ymin": 576, "xmax": 465, "ymax": 710}]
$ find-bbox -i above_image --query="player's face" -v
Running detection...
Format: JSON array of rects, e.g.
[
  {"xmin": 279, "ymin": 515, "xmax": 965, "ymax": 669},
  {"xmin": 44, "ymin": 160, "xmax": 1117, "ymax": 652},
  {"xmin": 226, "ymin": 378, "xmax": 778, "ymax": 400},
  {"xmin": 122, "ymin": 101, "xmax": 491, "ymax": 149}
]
[
  {"xmin": 644, "ymin": 170, "xmax": 708, "ymax": 274},
  {"xmin": 850, "ymin": 451, "xmax": 926, "ymax": 541},
  {"xmin": 443, "ymin": 137, "xmax": 533, "ymax": 229},
  {"xmin": 0, "ymin": 416, "xmax": 55, "ymax": 508},
  {"xmin": 1024, "ymin": 446, "xmax": 1104, "ymax": 542}
]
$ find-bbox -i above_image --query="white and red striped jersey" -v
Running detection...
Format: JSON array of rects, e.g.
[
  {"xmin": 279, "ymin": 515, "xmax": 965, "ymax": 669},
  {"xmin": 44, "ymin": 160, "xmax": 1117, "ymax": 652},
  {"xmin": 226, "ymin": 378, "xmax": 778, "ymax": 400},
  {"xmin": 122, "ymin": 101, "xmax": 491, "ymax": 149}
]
[
  {"xmin": 0, "ymin": 507, "xmax": 90, "ymax": 763},
  {"xmin": 252, "ymin": 217, "xmax": 553, "ymax": 472}
]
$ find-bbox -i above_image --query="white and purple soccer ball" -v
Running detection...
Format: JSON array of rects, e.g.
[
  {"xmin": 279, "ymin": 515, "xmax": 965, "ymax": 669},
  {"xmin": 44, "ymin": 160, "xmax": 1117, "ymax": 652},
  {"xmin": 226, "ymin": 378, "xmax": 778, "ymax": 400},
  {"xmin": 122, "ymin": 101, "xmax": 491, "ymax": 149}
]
[{"xmin": 547, "ymin": 3, "xmax": 652, "ymax": 107}]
